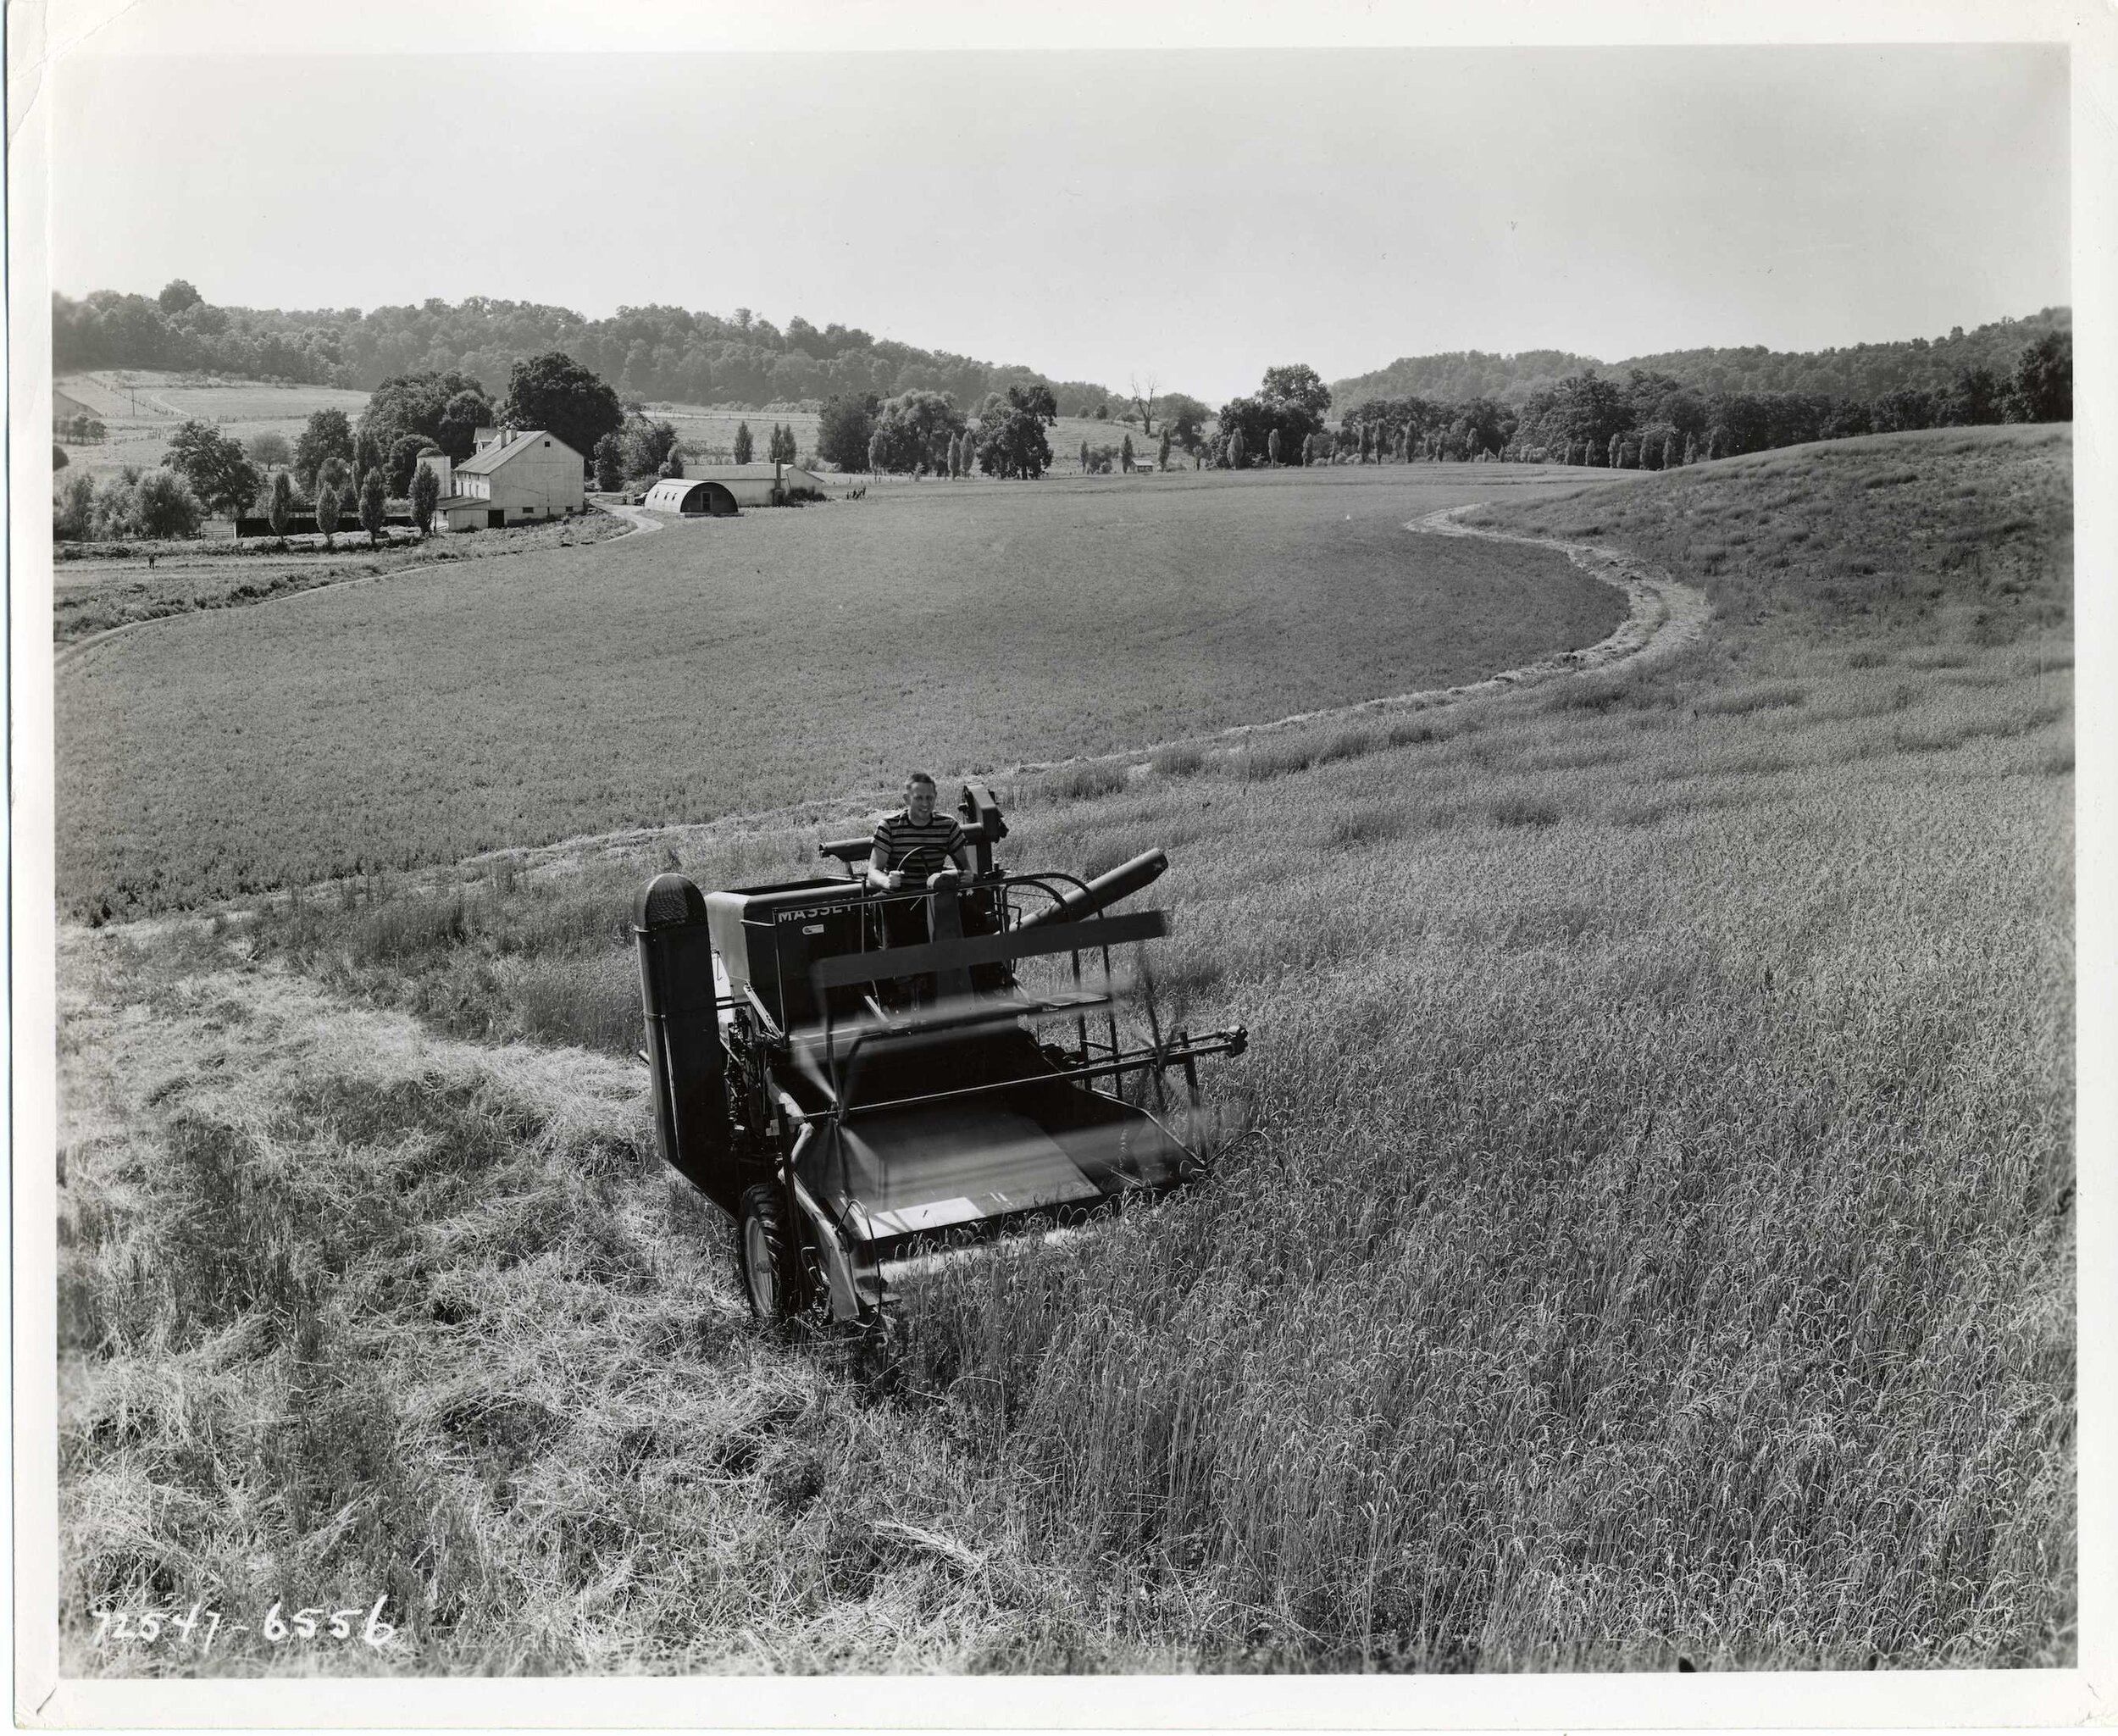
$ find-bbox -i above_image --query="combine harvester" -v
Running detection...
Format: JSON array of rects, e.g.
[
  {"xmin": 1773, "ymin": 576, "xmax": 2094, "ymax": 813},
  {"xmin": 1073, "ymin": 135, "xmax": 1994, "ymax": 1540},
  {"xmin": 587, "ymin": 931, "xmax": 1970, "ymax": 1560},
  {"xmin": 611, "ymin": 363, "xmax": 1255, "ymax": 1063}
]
[{"xmin": 635, "ymin": 782, "xmax": 1245, "ymax": 1323}]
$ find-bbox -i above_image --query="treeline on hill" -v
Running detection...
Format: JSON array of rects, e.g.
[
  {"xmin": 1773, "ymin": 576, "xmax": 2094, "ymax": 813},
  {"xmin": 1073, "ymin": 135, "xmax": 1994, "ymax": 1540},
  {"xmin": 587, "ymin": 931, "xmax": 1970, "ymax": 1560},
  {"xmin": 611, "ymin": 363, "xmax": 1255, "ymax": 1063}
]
[
  {"xmin": 52, "ymin": 280, "xmax": 1123, "ymax": 415},
  {"xmin": 1330, "ymin": 307, "xmax": 2070, "ymax": 408},
  {"xmin": 1338, "ymin": 327, "xmax": 2071, "ymax": 468}
]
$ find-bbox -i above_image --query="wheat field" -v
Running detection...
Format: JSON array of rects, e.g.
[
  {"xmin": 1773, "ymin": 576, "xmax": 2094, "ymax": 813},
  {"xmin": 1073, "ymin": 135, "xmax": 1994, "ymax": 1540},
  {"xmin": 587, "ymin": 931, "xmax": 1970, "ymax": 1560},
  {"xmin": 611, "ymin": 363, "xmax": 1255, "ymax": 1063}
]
[{"xmin": 55, "ymin": 426, "xmax": 2071, "ymax": 1673}]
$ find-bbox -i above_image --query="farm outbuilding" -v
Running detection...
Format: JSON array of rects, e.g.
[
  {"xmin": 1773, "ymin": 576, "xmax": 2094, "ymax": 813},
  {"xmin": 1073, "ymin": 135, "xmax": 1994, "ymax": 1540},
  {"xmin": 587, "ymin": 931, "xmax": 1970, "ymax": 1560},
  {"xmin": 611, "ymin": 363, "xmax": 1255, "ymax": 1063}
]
[
  {"xmin": 426, "ymin": 427, "xmax": 585, "ymax": 530},
  {"xmin": 643, "ymin": 477, "xmax": 740, "ymax": 516},
  {"xmin": 664, "ymin": 461, "xmax": 829, "ymax": 508}
]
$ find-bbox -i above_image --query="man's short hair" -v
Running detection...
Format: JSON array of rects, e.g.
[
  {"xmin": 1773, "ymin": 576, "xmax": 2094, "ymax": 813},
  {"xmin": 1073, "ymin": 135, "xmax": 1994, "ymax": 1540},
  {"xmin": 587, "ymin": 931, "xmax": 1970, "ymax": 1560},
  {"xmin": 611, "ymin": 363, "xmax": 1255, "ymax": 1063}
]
[{"xmin": 905, "ymin": 771, "xmax": 937, "ymax": 791}]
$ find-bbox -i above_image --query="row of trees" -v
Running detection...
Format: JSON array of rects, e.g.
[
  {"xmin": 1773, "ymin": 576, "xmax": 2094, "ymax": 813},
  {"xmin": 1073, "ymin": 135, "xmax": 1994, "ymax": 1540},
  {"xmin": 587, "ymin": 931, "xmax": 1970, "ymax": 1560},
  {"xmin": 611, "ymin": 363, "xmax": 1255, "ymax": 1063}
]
[
  {"xmin": 730, "ymin": 420, "xmax": 799, "ymax": 466},
  {"xmin": 53, "ymin": 283, "xmax": 1124, "ymax": 417},
  {"xmin": 1322, "ymin": 330, "xmax": 2073, "ymax": 469},
  {"xmin": 809, "ymin": 381, "xmax": 1062, "ymax": 480},
  {"xmin": 53, "ymin": 458, "xmax": 418, "ymax": 547}
]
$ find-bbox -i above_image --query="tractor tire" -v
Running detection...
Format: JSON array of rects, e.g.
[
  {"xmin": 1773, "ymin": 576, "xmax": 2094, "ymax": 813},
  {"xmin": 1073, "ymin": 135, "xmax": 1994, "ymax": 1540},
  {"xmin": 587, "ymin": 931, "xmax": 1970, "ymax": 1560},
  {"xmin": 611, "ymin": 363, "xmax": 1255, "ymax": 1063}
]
[{"xmin": 736, "ymin": 1182, "xmax": 808, "ymax": 1321}]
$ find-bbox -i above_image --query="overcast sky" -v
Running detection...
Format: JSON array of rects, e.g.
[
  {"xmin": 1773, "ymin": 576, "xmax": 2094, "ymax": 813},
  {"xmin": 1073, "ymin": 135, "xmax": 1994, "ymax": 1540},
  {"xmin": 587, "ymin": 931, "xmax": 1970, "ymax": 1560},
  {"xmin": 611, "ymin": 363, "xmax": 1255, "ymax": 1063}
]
[{"xmin": 47, "ymin": 25, "xmax": 2067, "ymax": 403}]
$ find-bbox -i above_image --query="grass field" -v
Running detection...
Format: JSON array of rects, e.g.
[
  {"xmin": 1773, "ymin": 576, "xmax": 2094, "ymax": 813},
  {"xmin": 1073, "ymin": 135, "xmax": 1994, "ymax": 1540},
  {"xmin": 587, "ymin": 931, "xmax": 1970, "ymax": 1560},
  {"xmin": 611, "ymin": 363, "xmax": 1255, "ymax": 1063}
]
[
  {"xmin": 55, "ymin": 424, "xmax": 2071, "ymax": 1673},
  {"xmin": 57, "ymin": 466, "xmax": 1624, "ymax": 920},
  {"xmin": 642, "ymin": 402, "xmax": 821, "ymax": 464},
  {"xmin": 52, "ymin": 513, "xmax": 632, "ymax": 649},
  {"xmin": 55, "ymin": 371, "xmax": 372, "ymax": 480}
]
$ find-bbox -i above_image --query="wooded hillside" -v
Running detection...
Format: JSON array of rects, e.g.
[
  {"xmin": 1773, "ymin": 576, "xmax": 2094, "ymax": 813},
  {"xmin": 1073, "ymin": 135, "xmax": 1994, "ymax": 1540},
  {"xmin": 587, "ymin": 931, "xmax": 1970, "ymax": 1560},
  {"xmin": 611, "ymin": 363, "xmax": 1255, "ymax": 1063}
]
[
  {"xmin": 52, "ymin": 286, "xmax": 1123, "ymax": 417},
  {"xmin": 1330, "ymin": 308, "xmax": 2071, "ymax": 408}
]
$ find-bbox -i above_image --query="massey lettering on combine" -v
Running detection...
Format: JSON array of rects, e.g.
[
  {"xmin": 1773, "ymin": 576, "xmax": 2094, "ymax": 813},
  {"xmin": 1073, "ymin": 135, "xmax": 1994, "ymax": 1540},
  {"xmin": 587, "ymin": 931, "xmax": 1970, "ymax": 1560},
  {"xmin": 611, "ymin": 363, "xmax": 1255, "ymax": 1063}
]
[{"xmin": 633, "ymin": 781, "xmax": 1245, "ymax": 1323}]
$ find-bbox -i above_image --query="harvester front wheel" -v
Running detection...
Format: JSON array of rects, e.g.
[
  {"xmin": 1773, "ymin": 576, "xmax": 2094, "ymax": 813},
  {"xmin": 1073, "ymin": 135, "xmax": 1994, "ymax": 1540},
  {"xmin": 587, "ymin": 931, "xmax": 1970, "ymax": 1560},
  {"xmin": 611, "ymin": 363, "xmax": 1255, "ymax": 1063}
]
[{"xmin": 737, "ymin": 1183, "xmax": 807, "ymax": 1321}]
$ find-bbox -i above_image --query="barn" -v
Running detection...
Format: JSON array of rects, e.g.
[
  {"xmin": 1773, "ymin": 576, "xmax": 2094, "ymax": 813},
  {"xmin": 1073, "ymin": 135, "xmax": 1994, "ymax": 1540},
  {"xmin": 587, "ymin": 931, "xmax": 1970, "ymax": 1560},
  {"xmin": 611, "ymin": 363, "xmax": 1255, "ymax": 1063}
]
[
  {"xmin": 425, "ymin": 427, "xmax": 585, "ymax": 530},
  {"xmin": 642, "ymin": 477, "xmax": 740, "ymax": 516}
]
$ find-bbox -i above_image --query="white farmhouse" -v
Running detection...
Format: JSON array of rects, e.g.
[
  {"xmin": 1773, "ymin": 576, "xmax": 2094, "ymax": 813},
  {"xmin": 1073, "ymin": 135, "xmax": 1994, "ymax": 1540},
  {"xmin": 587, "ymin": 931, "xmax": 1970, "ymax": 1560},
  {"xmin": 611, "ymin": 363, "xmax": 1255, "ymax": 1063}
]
[{"xmin": 422, "ymin": 426, "xmax": 585, "ymax": 530}]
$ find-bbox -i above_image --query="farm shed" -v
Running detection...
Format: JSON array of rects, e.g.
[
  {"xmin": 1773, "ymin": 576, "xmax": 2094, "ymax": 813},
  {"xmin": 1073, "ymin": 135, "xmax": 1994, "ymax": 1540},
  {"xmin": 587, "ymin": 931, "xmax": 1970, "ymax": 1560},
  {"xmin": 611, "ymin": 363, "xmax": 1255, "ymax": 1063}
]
[
  {"xmin": 643, "ymin": 477, "xmax": 740, "ymax": 516},
  {"xmin": 676, "ymin": 461, "xmax": 829, "ymax": 507},
  {"xmin": 432, "ymin": 428, "xmax": 585, "ymax": 529}
]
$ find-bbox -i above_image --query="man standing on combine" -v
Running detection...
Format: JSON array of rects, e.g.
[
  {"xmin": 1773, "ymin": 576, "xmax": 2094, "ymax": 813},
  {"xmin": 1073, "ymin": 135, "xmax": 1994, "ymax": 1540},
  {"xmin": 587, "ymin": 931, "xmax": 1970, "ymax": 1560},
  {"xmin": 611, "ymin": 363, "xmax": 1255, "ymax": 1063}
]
[{"xmin": 868, "ymin": 771, "xmax": 974, "ymax": 951}]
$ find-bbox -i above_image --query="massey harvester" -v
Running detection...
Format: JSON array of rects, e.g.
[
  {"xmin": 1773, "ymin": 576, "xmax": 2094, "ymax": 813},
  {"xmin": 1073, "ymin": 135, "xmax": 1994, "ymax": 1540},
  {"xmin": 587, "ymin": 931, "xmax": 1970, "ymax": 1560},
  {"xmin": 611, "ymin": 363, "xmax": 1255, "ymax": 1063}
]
[{"xmin": 634, "ymin": 781, "xmax": 1245, "ymax": 1323}]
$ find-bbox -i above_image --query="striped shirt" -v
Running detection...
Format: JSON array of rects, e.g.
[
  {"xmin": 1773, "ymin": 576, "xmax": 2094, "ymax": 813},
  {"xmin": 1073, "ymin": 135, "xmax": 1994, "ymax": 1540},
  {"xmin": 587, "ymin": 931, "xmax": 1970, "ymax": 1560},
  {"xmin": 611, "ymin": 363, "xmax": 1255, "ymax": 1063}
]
[{"xmin": 873, "ymin": 808, "xmax": 965, "ymax": 881}]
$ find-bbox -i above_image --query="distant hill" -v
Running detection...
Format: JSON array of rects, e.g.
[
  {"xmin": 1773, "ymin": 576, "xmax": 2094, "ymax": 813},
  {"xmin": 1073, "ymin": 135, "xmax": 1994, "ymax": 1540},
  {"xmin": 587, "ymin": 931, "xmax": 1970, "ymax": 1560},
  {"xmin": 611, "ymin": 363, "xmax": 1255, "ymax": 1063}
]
[
  {"xmin": 1329, "ymin": 308, "xmax": 2071, "ymax": 409},
  {"xmin": 51, "ymin": 287, "xmax": 1129, "ymax": 419}
]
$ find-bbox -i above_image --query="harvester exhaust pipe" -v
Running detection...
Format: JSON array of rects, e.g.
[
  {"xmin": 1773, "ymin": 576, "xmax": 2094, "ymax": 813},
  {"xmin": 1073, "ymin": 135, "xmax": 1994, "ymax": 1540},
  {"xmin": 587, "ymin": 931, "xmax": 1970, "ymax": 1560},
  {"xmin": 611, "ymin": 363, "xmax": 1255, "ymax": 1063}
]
[
  {"xmin": 1019, "ymin": 848, "xmax": 1168, "ymax": 929},
  {"xmin": 634, "ymin": 873, "xmax": 732, "ymax": 1202}
]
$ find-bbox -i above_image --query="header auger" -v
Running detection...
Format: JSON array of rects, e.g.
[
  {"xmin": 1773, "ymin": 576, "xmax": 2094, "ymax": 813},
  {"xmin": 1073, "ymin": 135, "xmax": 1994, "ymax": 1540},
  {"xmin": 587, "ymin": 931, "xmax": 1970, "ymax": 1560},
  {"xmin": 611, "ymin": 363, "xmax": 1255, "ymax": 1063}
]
[{"xmin": 635, "ymin": 780, "xmax": 1245, "ymax": 1324}]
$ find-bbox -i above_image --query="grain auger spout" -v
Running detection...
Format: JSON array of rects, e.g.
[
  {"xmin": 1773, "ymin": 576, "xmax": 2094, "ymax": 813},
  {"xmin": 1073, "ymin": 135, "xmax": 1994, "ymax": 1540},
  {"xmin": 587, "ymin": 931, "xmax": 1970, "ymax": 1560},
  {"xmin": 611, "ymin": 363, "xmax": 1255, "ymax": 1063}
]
[
  {"xmin": 1017, "ymin": 847, "xmax": 1168, "ymax": 929},
  {"xmin": 634, "ymin": 782, "xmax": 1245, "ymax": 1324}
]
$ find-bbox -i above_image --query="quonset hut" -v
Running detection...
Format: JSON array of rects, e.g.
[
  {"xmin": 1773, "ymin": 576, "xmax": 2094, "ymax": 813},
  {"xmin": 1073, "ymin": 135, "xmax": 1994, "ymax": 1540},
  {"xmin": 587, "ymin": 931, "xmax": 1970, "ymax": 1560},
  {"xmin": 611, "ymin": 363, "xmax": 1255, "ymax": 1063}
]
[
  {"xmin": 642, "ymin": 476, "xmax": 741, "ymax": 516},
  {"xmin": 645, "ymin": 461, "xmax": 830, "ymax": 514}
]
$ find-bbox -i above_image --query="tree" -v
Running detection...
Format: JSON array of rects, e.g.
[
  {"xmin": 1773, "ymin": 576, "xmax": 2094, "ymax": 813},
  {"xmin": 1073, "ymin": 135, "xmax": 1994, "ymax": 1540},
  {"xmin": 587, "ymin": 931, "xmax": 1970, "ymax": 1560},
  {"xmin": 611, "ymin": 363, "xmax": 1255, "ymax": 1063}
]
[
  {"xmin": 1228, "ymin": 429, "xmax": 1246, "ymax": 469},
  {"xmin": 53, "ymin": 474, "xmax": 94, "ymax": 540},
  {"xmin": 2010, "ymin": 330, "xmax": 2071, "ymax": 423},
  {"xmin": 135, "ymin": 469, "xmax": 203, "ymax": 538},
  {"xmin": 293, "ymin": 408, "xmax": 355, "ymax": 494},
  {"xmin": 157, "ymin": 278, "xmax": 203, "ymax": 316},
  {"xmin": 313, "ymin": 481, "xmax": 339, "ymax": 547},
  {"xmin": 497, "ymin": 351, "xmax": 623, "ymax": 472},
  {"xmin": 868, "ymin": 430, "xmax": 884, "ymax": 474},
  {"xmin": 1128, "ymin": 373, "xmax": 1160, "ymax": 435},
  {"xmin": 358, "ymin": 467, "xmax": 387, "ymax": 546},
  {"xmin": 269, "ymin": 469, "xmax": 294, "ymax": 538},
  {"xmin": 658, "ymin": 446, "xmax": 685, "ymax": 480},
  {"xmin": 314, "ymin": 455, "xmax": 352, "ymax": 501},
  {"xmin": 1608, "ymin": 433, "xmax": 1622, "ymax": 468},
  {"xmin": 1122, "ymin": 433, "xmax": 1135, "ymax": 472},
  {"xmin": 592, "ymin": 433, "xmax": 624, "ymax": 492},
  {"xmin": 1946, "ymin": 365, "xmax": 2004, "ymax": 426},
  {"xmin": 615, "ymin": 413, "xmax": 679, "ymax": 479},
  {"xmin": 1157, "ymin": 429, "xmax": 1171, "ymax": 471},
  {"xmin": 436, "ymin": 389, "xmax": 492, "ymax": 461},
  {"xmin": 973, "ymin": 383, "xmax": 1057, "ymax": 480},
  {"xmin": 352, "ymin": 427, "xmax": 383, "ymax": 490},
  {"xmin": 53, "ymin": 445, "xmax": 68, "ymax": 470},
  {"xmin": 1871, "ymin": 385, "xmax": 1938, "ymax": 434},
  {"xmin": 1080, "ymin": 439, "xmax": 1091, "ymax": 472},
  {"xmin": 1358, "ymin": 423, "xmax": 1374, "ymax": 463},
  {"xmin": 872, "ymin": 390, "xmax": 966, "ymax": 474},
  {"xmin": 1683, "ymin": 433, "xmax": 1698, "ymax": 466},
  {"xmin": 1258, "ymin": 363, "xmax": 1332, "ymax": 424},
  {"xmin": 769, "ymin": 423, "xmax": 797, "ymax": 464},
  {"xmin": 410, "ymin": 463, "xmax": 439, "ymax": 535},
  {"xmin": 1160, "ymin": 394, "xmax": 1211, "ymax": 454},
  {"xmin": 362, "ymin": 369, "xmax": 492, "ymax": 459},
  {"xmin": 248, "ymin": 430, "xmax": 292, "ymax": 468},
  {"xmin": 735, "ymin": 420, "xmax": 755, "ymax": 464},
  {"xmin": 815, "ymin": 393, "xmax": 879, "ymax": 471},
  {"xmin": 164, "ymin": 419, "xmax": 261, "ymax": 521},
  {"xmin": 385, "ymin": 435, "xmax": 432, "ymax": 496}
]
